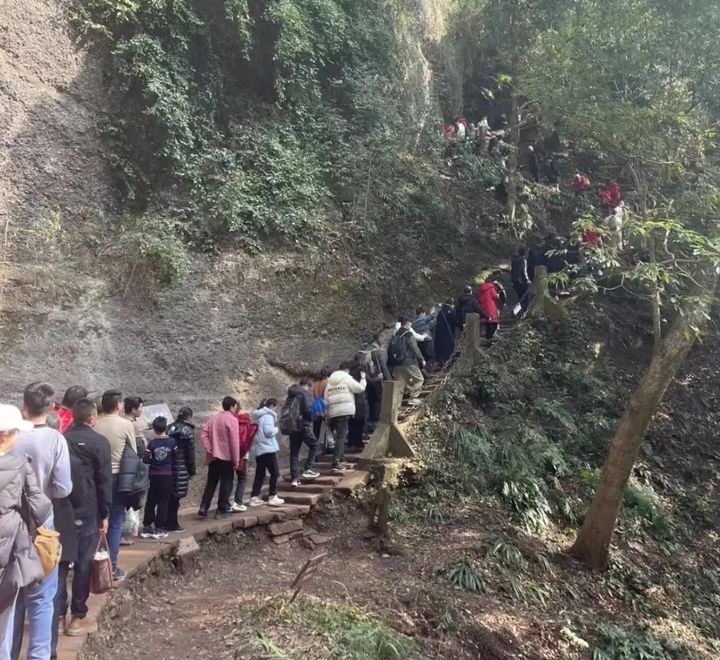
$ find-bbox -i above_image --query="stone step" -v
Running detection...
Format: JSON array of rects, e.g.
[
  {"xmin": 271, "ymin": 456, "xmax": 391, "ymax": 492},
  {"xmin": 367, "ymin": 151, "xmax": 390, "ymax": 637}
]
[
  {"xmin": 335, "ymin": 470, "xmax": 371, "ymax": 495},
  {"xmin": 272, "ymin": 491, "xmax": 321, "ymax": 506},
  {"xmin": 277, "ymin": 482, "xmax": 334, "ymax": 495},
  {"xmin": 282, "ymin": 474, "xmax": 343, "ymax": 486}
]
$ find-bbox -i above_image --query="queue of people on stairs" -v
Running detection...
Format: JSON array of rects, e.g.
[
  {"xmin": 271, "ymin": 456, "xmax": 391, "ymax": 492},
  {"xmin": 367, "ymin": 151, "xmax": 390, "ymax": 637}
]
[{"xmin": 0, "ymin": 268, "xmax": 528, "ymax": 658}]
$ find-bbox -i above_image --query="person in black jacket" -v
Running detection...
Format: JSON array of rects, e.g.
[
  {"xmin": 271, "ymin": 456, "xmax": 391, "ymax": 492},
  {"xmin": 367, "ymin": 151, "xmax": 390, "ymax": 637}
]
[
  {"xmin": 434, "ymin": 299, "xmax": 457, "ymax": 364},
  {"xmin": 454, "ymin": 286, "xmax": 487, "ymax": 330},
  {"xmin": 50, "ymin": 452, "xmax": 86, "ymax": 656},
  {"xmin": 167, "ymin": 407, "xmax": 196, "ymax": 533},
  {"xmin": 58, "ymin": 398, "xmax": 112, "ymax": 638},
  {"xmin": 347, "ymin": 363, "xmax": 368, "ymax": 452},
  {"xmin": 286, "ymin": 381, "xmax": 319, "ymax": 487},
  {"xmin": 511, "ymin": 247, "xmax": 530, "ymax": 312}
]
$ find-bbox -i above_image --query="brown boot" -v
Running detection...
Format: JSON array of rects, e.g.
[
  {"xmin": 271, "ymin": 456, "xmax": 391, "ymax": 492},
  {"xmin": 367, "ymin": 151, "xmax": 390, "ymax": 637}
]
[{"xmin": 65, "ymin": 617, "xmax": 87, "ymax": 637}]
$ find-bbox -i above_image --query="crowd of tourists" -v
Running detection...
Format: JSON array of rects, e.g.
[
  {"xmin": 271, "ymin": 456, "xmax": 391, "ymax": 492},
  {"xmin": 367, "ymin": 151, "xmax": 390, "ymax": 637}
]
[{"xmin": 0, "ymin": 270, "xmax": 527, "ymax": 658}]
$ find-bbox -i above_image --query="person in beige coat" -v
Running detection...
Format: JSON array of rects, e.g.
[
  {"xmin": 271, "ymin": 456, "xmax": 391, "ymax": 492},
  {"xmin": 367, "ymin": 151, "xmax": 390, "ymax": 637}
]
[{"xmin": 325, "ymin": 362, "xmax": 367, "ymax": 471}]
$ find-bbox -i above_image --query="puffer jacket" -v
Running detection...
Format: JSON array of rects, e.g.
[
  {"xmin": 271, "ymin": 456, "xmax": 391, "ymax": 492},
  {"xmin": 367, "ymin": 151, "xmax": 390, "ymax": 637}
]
[
  {"xmin": 251, "ymin": 408, "xmax": 280, "ymax": 457},
  {"xmin": 167, "ymin": 419, "xmax": 196, "ymax": 499},
  {"xmin": 478, "ymin": 283, "xmax": 500, "ymax": 323},
  {"xmin": 0, "ymin": 455, "xmax": 52, "ymax": 615},
  {"xmin": 326, "ymin": 371, "xmax": 367, "ymax": 419}
]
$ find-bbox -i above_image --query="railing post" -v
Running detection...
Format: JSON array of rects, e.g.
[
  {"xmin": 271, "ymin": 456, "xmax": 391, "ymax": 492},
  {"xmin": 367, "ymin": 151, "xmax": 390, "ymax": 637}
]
[
  {"xmin": 455, "ymin": 313, "xmax": 484, "ymax": 375},
  {"xmin": 360, "ymin": 380, "xmax": 415, "ymax": 461}
]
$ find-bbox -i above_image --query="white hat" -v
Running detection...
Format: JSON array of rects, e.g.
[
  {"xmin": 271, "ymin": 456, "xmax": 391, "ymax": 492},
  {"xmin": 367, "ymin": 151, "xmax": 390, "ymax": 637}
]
[{"xmin": 0, "ymin": 405, "xmax": 33, "ymax": 432}]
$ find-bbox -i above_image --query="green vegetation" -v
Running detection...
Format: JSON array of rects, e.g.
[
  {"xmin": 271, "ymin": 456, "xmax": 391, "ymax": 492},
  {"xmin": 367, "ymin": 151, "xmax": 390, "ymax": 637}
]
[
  {"xmin": 591, "ymin": 623, "xmax": 696, "ymax": 660},
  {"xmin": 69, "ymin": 0, "xmax": 464, "ymax": 287},
  {"xmin": 248, "ymin": 597, "xmax": 417, "ymax": 660}
]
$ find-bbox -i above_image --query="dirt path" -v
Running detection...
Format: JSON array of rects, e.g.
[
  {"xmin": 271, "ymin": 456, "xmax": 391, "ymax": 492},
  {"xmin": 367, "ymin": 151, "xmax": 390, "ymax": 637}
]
[{"xmin": 83, "ymin": 500, "xmax": 531, "ymax": 660}]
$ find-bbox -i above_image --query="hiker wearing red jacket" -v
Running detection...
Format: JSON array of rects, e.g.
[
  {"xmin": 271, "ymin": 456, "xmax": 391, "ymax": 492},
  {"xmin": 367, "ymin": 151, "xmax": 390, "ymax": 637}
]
[
  {"xmin": 600, "ymin": 181, "xmax": 622, "ymax": 207},
  {"xmin": 478, "ymin": 281, "xmax": 501, "ymax": 340},
  {"xmin": 52, "ymin": 386, "xmax": 89, "ymax": 433},
  {"xmin": 230, "ymin": 410, "xmax": 258, "ymax": 512}
]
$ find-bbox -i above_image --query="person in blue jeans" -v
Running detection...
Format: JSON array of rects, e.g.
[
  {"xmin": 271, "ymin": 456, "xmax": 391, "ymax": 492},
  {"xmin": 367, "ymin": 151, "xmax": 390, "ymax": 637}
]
[
  {"xmin": 8, "ymin": 383, "xmax": 71, "ymax": 660},
  {"xmin": 94, "ymin": 389, "xmax": 137, "ymax": 582}
]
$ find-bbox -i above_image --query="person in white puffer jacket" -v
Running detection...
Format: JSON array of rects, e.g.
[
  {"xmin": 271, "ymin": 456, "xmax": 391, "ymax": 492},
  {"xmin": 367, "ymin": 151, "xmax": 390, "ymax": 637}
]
[{"xmin": 325, "ymin": 361, "xmax": 367, "ymax": 471}]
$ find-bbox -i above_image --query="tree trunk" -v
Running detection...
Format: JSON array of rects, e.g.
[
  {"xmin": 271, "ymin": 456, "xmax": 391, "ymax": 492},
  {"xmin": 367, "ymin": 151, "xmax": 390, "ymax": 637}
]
[
  {"xmin": 506, "ymin": 91, "xmax": 521, "ymax": 229},
  {"xmin": 569, "ymin": 301, "xmax": 710, "ymax": 569}
]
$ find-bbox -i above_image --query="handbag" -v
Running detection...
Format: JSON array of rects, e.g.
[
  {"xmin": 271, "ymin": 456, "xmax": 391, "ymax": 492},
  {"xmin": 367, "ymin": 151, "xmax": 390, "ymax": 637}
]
[
  {"xmin": 90, "ymin": 532, "xmax": 114, "ymax": 594},
  {"xmin": 20, "ymin": 485, "xmax": 61, "ymax": 577},
  {"xmin": 34, "ymin": 527, "xmax": 61, "ymax": 577}
]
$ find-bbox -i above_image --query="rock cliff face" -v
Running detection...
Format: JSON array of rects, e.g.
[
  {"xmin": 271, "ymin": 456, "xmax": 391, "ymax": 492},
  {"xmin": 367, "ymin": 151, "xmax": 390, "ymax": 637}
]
[{"xmin": 0, "ymin": 0, "xmax": 475, "ymax": 413}]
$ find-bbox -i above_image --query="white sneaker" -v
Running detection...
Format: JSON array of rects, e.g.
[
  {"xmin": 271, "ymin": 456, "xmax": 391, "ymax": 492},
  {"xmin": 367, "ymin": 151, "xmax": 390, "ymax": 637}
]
[
  {"xmin": 408, "ymin": 398, "xmax": 422, "ymax": 406},
  {"xmin": 231, "ymin": 502, "xmax": 247, "ymax": 512},
  {"xmin": 268, "ymin": 495, "xmax": 285, "ymax": 507},
  {"xmin": 302, "ymin": 469, "xmax": 320, "ymax": 479},
  {"xmin": 249, "ymin": 496, "xmax": 264, "ymax": 507},
  {"xmin": 291, "ymin": 479, "xmax": 300, "ymax": 488}
]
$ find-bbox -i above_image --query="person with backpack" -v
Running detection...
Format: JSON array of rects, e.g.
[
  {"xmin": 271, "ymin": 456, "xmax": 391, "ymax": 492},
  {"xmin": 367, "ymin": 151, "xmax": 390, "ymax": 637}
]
[
  {"xmin": 311, "ymin": 367, "xmax": 332, "ymax": 452},
  {"xmin": 0, "ymin": 405, "xmax": 52, "ymax": 660},
  {"xmin": 454, "ymin": 286, "xmax": 486, "ymax": 330},
  {"xmin": 325, "ymin": 362, "xmax": 367, "ymax": 471},
  {"xmin": 58, "ymin": 399, "xmax": 112, "ymax": 638},
  {"xmin": 281, "ymin": 379, "xmax": 319, "ymax": 488},
  {"xmin": 354, "ymin": 338, "xmax": 391, "ymax": 432},
  {"xmin": 167, "ymin": 407, "xmax": 196, "ymax": 531},
  {"xmin": 434, "ymin": 299, "xmax": 457, "ymax": 365},
  {"xmin": 388, "ymin": 318, "xmax": 425, "ymax": 405},
  {"xmin": 249, "ymin": 399, "xmax": 284, "ymax": 507}
]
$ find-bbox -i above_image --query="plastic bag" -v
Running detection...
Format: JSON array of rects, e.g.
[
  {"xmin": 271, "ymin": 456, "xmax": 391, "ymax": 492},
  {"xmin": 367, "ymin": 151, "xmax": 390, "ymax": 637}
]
[{"xmin": 122, "ymin": 508, "xmax": 140, "ymax": 538}]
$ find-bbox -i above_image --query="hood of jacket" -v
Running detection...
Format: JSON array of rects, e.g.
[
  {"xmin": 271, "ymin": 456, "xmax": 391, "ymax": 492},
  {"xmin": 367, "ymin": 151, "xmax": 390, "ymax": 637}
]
[
  {"xmin": 287, "ymin": 384, "xmax": 307, "ymax": 399},
  {"xmin": 252, "ymin": 407, "xmax": 276, "ymax": 423}
]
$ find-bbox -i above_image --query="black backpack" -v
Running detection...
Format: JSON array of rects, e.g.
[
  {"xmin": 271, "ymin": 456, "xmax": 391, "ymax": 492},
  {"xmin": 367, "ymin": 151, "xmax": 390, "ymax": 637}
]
[
  {"xmin": 387, "ymin": 332, "xmax": 409, "ymax": 367},
  {"xmin": 279, "ymin": 395, "xmax": 302, "ymax": 435}
]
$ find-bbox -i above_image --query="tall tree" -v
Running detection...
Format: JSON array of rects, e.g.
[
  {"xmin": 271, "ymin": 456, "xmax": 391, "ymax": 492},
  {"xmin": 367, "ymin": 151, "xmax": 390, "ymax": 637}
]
[{"xmin": 523, "ymin": 0, "xmax": 720, "ymax": 568}]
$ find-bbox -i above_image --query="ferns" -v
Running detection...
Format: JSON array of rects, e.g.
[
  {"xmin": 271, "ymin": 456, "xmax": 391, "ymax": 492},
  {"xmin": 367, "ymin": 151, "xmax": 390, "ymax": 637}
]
[{"xmin": 444, "ymin": 558, "xmax": 487, "ymax": 593}]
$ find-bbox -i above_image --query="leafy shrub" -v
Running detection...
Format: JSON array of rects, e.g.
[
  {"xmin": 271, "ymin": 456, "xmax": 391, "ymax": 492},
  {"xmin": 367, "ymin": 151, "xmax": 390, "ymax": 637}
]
[
  {"xmin": 70, "ymin": 0, "xmax": 432, "ymax": 254},
  {"xmin": 623, "ymin": 482, "xmax": 675, "ymax": 540},
  {"xmin": 113, "ymin": 213, "xmax": 190, "ymax": 294},
  {"xmin": 444, "ymin": 558, "xmax": 486, "ymax": 593},
  {"xmin": 312, "ymin": 602, "xmax": 417, "ymax": 660},
  {"xmin": 592, "ymin": 623, "xmax": 697, "ymax": 660},
  {"xmin": 333, "ymin": 621, "xmax": 417, "ymax": 660}
]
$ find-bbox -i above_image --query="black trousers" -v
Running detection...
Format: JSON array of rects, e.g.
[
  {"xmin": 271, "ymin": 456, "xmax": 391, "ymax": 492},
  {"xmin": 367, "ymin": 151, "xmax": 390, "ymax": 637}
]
[
  {"xmin": 251, "ymin": 453, "xmax": 279, "ymax": 497},
  {"xmin": 167, "ymin": 495, "xmax": 181, "ymax": 531},
  {"xmin": 348, "ymin": 417, "xmax": 366, "ymax": 448},
  {"xmin": 199, "ymin": 459, "xmax": 235, "ymax": 513},
  {"xmin": 486, "ymin": 322, "xmax": 499, "ymax": 339},
  {"xmin": 143, "ymin": 475, "xmax": 173, "ymax": 530},
  {"xmin": 289, "ymin": 424, "xmax": 318, "ymax": 480},
  {"xmin": 513, "ymin": 280, "xmax": 529, "ymax": 311},
  {"xmin": 367, "ymin": 381, "xmax": 383, "ymax": 425},
  {"xmin": 50, "ymin": 523, "xmax": 98, "ymax": 657}
]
